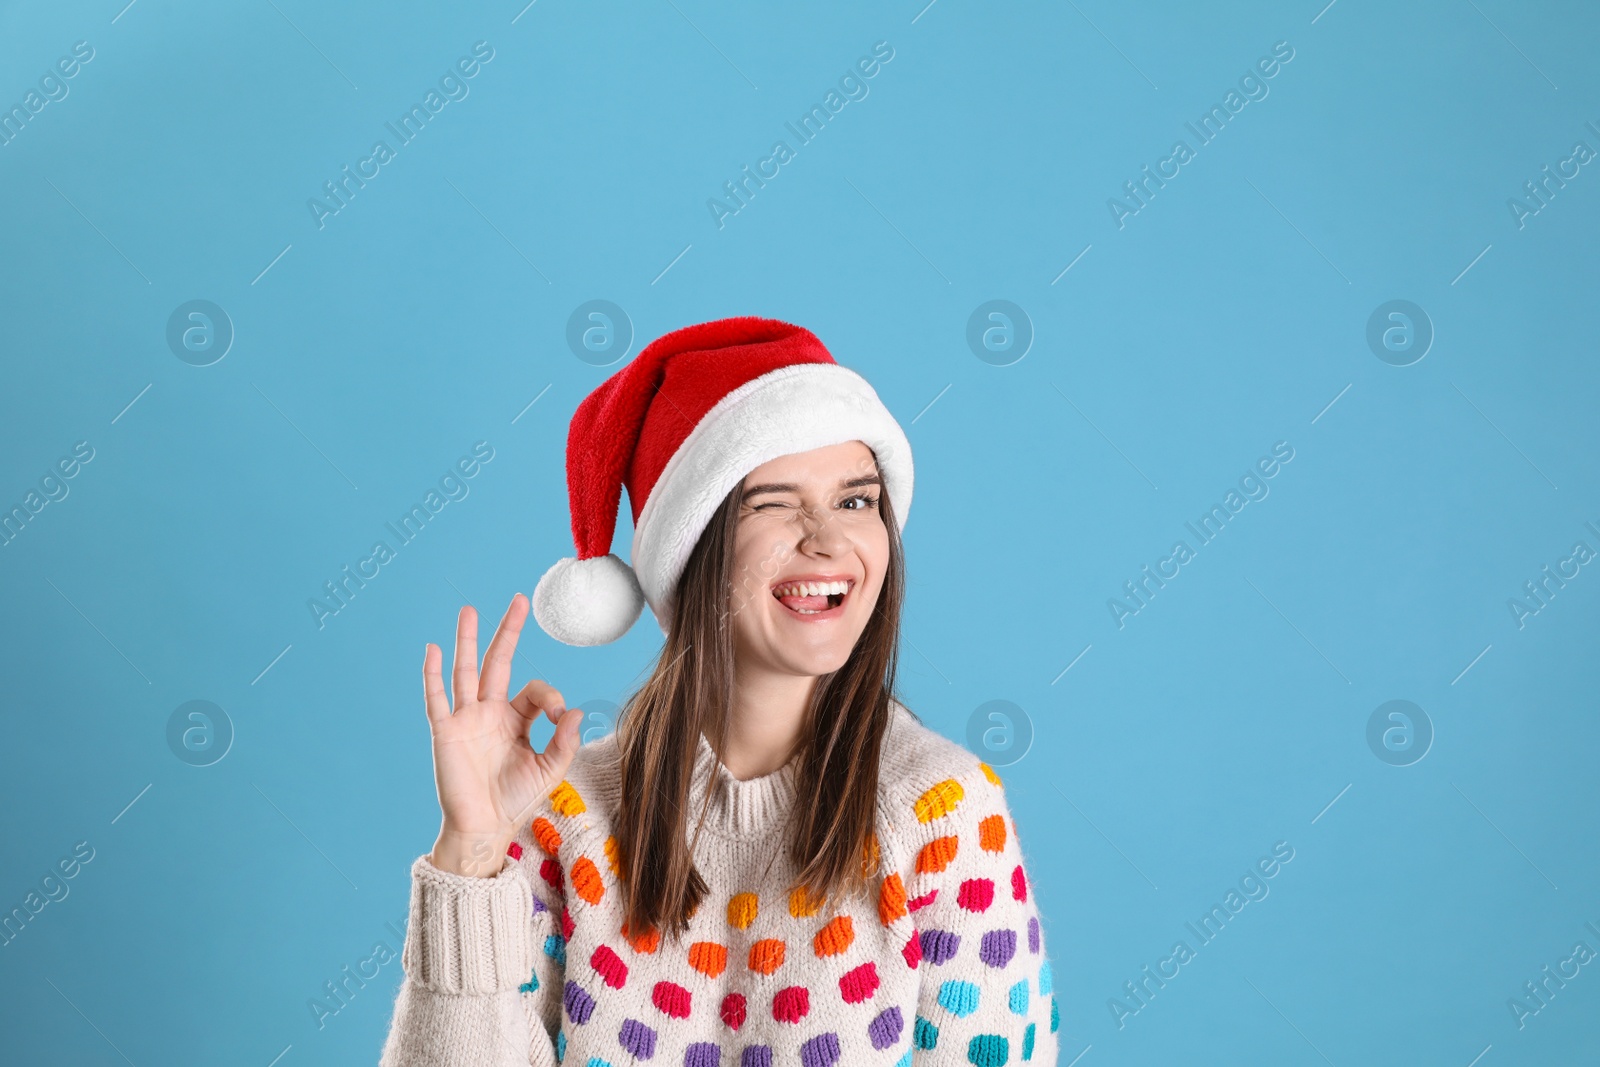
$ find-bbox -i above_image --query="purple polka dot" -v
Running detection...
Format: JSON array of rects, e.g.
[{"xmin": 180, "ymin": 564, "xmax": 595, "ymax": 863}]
[
  {"xmin": 619, "ymin": 1017, "xmax": 657, "ymax": 1059},
  {"xmin": 868, "ymin": 1006, "xmax": 904, "ymax": 1050},
  {"xmin": 799, "ymin": 1031, "xmax": 841, "ymax": 1067},
  {"xmin": 1028, "ymin": 915, "xmax": 1040, "ymax": 954},
  {"xmin": 563, "ymin": 980, "xmax": 596, "ymax": 1024},
  {"xmin": 739, "ymin": 1046, "xmax": 772, "ymax": 1067},
  {"xmin": 979, "ymin": 928, "xmax": 1017, "ymax": 968},
  {"xmin": 920, "ymin": 928, "xmax": 961, "ymax": 965},
  {"xmin": 532, "ymin": 896, "xmax": 548, "ymax": 914},
  {"xmin": 684, "ymin": 1040, "xmax": 721, "ymax": 1067}
]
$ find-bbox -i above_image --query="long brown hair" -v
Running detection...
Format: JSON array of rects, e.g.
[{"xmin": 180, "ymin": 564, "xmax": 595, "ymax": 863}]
[{"xmin": 610, "ymin": 449, "xmax": 911, "ymax": 943}]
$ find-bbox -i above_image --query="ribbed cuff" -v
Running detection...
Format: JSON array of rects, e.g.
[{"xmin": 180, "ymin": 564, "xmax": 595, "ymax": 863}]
[{"xmin": 401, "ymin": 853, "xmax": 535, "ymax": 994}]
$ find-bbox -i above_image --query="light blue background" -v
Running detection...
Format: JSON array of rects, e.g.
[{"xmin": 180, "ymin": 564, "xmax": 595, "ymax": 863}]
[{"xmin": 2, "ymin": 0, "xmax": 1597, "ymax": 1064}]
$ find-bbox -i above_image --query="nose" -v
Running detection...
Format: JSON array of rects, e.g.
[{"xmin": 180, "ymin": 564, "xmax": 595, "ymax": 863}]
[{"xmin": 796, "ymin": 504, "xmax": 849, "ymax": 555}]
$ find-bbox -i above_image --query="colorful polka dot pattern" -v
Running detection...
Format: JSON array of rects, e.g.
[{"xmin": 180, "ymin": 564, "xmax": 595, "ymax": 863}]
[{"xmin": 498, "ymin": 754, "xmax": 1057, "ymax": 1066}]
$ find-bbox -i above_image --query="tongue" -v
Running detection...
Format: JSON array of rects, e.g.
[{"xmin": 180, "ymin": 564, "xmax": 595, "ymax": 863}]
[{"xmin": 778, "ymin": 594, "xmax": 830, "ymax": 612}]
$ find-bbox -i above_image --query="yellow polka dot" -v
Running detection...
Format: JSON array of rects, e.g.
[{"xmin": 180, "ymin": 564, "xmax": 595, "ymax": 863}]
[
  {"xmin": 602, "ymin": 834, "xmax": 621, "ymax": 877},
  {"xmin": 728, "ymin": 892, "xmax": 759, "ymax": 929},
  {"xmin": 789, "ymin": 884, "xmax": 824, "ymax": 918},
  {"xmin": 979, "ymin": 761, "xmax": 1003, "ymax": 787},
  {"xmin": 549, "ymin": 780, "xmax": 586, "ymax": 816},
  {"xmin": 913, "ymin": 778, "xmax": 965, "ymax": 823}
]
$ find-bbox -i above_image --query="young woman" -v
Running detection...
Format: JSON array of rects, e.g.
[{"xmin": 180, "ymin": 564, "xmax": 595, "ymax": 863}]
[{"xmin": 381, "ymin": 317, "xmax": 1060, "ymax": 1066}]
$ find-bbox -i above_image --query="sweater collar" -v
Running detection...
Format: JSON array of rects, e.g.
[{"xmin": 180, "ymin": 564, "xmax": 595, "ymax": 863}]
[
  {"xmin": 686, "ymin": 729, "xmax": 801, "ymax": 840},
  {"xmin": 680, "ymin": 703, "xmax": 914, "ymax": 840}
]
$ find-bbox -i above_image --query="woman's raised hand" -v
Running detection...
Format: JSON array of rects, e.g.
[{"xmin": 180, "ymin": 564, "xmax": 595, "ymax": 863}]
[{"xmin": 423, "ymin": 593, "xmax": 582, "ymax": 878}]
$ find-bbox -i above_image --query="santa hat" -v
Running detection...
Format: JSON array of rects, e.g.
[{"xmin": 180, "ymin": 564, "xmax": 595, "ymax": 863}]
[{"xmin": 531, "ymin": 315, "xmax": 914, "ymax": 646}]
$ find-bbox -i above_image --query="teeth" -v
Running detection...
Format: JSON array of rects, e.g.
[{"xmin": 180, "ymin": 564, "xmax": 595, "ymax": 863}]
[{"xmin": 772, "ymin": 579, "xmax": 851, "ymax": 599}]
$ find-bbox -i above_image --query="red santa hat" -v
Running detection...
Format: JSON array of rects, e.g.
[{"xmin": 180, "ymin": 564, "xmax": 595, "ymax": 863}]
[{"xmin": 531, "ymin": 315, "xmax": 914, "ymax": 646}]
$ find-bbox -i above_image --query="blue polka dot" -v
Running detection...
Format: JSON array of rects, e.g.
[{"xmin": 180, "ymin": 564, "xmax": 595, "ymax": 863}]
[
  {"xmin": 1008, "ymin": 978, "xmax": 1029, "ymax": 1015},
  {"xmin": 939, "ymin": 980, "xmax": 981, "ymax": 1017}
]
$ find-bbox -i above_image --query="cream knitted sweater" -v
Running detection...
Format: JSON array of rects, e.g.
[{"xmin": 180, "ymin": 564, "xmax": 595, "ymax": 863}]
[{"xmin": 379, "ymin": 700, "xmax": 1060, "ymax": 1066}]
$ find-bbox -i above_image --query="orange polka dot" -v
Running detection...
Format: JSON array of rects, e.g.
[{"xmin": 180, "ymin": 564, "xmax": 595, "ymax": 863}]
[
  {"xmin": 727, "ymin": 892, "xmax": 759, "ymax": 929},
  {"xmin": 622, "ymin": 919, "xmax": 660, "ymax": 954},
  {"xmin": 570, "ymin": 856, "xmax": 605, "ymax": 905},
  {"xmin": 916, "ymin": 835, "xmax": 959, "ymax": 874},
  {"xmin": 878, "ymin": 872, "xmax": 908, "ymax": 926},
  {"xmin": 914, "ymin": 778, "xmax": 964, "ymax": 823},
  {"xmin": 813, "ymin": 914, "xmax": 854, "ymax": 957},
  {"xmin": 748, "ymin": 938, "xmax": 786, "ymax": 975},
  {"xmin": 978, "ymin": 813, "xmax": 1008, "ymax": 852},
  {"xmin": 530, "ymin": 817, "xmax": 562, "ymax": 855},
  {"xmin": 688, "ymin": 941, "xmax": 728, "ymax": 978}
]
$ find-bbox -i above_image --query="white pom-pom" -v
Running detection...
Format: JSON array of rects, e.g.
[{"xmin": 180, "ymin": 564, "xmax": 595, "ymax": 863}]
[{"xmin": 531, "ymin": 553, "xmax": 646, "ymax": 646}]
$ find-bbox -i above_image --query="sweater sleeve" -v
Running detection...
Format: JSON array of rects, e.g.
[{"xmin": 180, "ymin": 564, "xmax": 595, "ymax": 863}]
[
  {"xmin": 379, "ymin": 826, "xmax": 567, "ymax": 1067},
  {"xmin": 907, "ymin": 763, "xmax": 1060, "ymax": 1066}
]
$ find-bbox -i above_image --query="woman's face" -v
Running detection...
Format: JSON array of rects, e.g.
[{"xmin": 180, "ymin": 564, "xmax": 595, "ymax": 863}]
[{"xmin": 727, "ymin": 440, "xmax": 890, "ymax": 679}]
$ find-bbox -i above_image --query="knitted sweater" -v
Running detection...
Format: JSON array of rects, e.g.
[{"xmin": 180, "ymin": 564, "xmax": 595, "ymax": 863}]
[{"xmin": 379, "ymin": 700, "xmax": 1060, "ymax": 1066}]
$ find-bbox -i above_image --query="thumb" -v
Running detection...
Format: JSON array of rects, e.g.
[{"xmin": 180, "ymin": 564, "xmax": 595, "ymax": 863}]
[{"xmin": 536, "ymin": 705, "xmax": 584, "ymax": 781}]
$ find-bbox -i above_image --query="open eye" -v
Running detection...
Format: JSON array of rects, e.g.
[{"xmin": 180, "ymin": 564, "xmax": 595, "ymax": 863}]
[{"xmin": 841, "ymin": 493, "xmax": 880, "ymax": 511}]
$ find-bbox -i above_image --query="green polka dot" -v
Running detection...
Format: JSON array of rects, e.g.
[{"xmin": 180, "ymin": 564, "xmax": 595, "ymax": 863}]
[{"xmin": 967, "ymin": 1033, "xmax": 1010, "ymax": 1066}]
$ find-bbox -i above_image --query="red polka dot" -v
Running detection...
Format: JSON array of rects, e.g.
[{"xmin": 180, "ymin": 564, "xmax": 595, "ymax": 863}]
[
  {"xmin": 720, "ymin": 992, "xmax": 747, "ymax": 1031},
  {"xmin": 839, "ymin": 961, "xmax": 879, "ymax": 1003},
  {"xmin": 772, "ymin": 985, "xmax": 810, "ymax": 1023},
  {"xmin": 590, "ymin": 944, "xmax": 628, "ymax": 988},
  {"xmin": 957, "ymin": 878, "xmax": 995, "ymax": 912},
  {"xmin": 652, "ymin": 980, "xmax": 692, "ymax": 1019}
]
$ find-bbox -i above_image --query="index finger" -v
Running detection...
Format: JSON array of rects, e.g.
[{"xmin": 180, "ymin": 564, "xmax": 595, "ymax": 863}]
[
  {"xmin": 452, "ymin": 604, "xmax": 479, "ymax": 710},
  {"xmin": 479, "ymin": 593, "xmax": 529, "ymax": 703}
]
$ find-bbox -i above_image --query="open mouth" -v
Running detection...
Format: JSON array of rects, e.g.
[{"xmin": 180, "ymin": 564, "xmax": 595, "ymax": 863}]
[{"xmin": 771, "ymin": 578, "xmax": 853, "ymax": 617}]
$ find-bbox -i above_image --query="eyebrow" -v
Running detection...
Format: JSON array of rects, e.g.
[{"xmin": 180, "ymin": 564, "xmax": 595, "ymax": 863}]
[{"xmin": 741, "ymin": 473, "xmax": 882, "ymax": 502}]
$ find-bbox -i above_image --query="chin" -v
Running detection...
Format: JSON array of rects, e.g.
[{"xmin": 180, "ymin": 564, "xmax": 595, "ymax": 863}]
[{"xmin": 784, "ymin": 646, "xmax": 854, "ymax": 677}]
